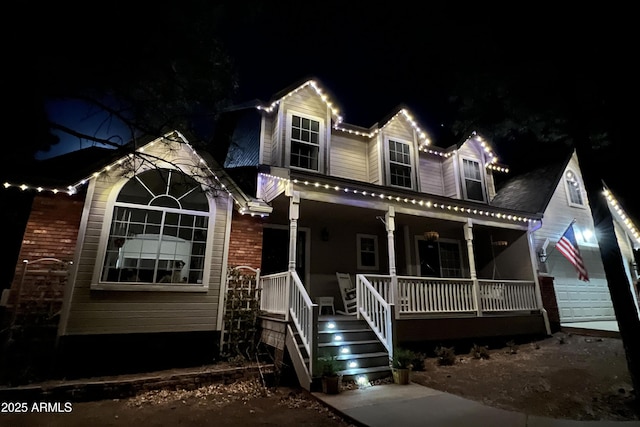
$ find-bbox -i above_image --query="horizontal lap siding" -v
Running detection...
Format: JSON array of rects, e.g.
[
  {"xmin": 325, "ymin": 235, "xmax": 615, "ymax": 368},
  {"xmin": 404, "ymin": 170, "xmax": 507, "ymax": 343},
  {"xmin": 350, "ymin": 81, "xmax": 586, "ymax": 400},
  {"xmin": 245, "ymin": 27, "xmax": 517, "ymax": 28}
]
[
  {"xmin": 330, "ymin": 134, "xmax": 368, "ymax": 181},
  {"xmin": 534, "ymin": 153, "xmax": 613, "ymax": 322},
  {"xmin": 368, "ymin": 138, "xmax": 380, "ymax": 184},
  {"xmin": 442, "ymin": 158, "xmax": 457, "ymax": 198},
  {"xmin": 262, "ymin": 118, "xmax": 272, "ymax": 165},
  {"xmin": 418, "ymin": 156, "xmax": 445, "ymax": 196},
  {"xmin": 64, "ymin": 143, "xmax": 229, "ymax": 335}
]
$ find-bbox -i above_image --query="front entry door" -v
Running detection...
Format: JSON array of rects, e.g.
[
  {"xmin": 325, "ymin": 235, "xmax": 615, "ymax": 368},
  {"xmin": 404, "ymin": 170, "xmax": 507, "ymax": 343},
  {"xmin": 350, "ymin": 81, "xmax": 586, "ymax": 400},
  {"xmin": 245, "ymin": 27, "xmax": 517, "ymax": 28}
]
[{"xmin": 261, "ymin": 227, "xmax": 306, "ymax": 281}]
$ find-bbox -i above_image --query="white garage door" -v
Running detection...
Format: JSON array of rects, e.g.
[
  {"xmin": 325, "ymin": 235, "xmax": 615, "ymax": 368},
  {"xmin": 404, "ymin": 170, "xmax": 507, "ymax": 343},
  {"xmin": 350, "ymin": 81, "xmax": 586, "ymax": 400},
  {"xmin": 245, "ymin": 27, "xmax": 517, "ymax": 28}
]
[{"xmin": 549, "ymin": 249, "xmax": 615, "ymax": 322}]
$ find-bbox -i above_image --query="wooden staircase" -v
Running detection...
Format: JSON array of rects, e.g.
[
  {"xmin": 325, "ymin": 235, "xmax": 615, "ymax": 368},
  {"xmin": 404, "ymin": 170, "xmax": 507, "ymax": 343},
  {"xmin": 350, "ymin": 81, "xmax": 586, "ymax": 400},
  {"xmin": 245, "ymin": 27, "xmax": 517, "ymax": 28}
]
[{"xmin": 315, "ymin": 315, "xmax": 391, "ymax": 384}]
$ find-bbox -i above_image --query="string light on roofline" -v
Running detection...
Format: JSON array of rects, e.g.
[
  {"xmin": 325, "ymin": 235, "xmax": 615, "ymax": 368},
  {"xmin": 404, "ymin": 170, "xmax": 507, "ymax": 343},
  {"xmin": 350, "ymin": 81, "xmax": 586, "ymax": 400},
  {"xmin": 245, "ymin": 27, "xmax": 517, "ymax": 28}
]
[
  {"xmin": 3, "ymin": 133, "xmax": 243, "ymax": 206},
  {"xmin": 603, "ymin": 188, "xmax": 640, "ymax": 246},
  {"xmin": 259, "ymin": 173, "xmax": 534, "ymax": 224}
]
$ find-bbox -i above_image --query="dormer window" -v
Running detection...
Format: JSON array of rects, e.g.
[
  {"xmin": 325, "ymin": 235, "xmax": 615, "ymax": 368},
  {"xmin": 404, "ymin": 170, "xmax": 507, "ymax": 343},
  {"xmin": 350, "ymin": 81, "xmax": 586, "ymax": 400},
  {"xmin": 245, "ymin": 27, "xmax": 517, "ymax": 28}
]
[
  {"xmin": 388, "ymin": 139, "xmax": 413, "ymax": 189},
  {"xmin": 564, "ymin": 170, "xmax": 584, "ymax": 207},
  {"xmin": 290, "ymin": 114, "xmax": 320, "ymax": 171},
  {"xmin": 462, "ymin": 158, "xmax": 485, "ymax": 202}
]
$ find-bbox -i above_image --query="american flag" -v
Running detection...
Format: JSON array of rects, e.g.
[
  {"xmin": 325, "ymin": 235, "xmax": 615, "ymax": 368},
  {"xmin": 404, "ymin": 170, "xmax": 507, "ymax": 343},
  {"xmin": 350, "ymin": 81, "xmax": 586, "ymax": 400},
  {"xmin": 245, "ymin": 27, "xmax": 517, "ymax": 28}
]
[{"xmin": 556, "ymin": 222, "xmax": 589, "ymax": 282}]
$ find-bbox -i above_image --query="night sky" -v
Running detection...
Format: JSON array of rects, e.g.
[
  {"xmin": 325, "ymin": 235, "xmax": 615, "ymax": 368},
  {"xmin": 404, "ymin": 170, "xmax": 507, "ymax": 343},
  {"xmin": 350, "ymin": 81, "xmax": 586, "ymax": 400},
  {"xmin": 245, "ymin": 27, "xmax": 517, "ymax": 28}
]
[
  {"xmin": 36, "ymin": 2, "xmax": 639, "ymax": 220},
  {"xmin": 215, "ymin": 3, "xmax": 637, "ymax": 220}
]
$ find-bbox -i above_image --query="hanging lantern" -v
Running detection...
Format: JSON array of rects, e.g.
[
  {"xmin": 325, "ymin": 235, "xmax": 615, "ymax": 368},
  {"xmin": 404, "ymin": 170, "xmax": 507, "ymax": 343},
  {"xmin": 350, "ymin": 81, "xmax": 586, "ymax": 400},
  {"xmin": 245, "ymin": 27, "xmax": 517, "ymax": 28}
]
[{"xmin": 424, "ymin": 231, "xmax": 439, "ymax": 242}]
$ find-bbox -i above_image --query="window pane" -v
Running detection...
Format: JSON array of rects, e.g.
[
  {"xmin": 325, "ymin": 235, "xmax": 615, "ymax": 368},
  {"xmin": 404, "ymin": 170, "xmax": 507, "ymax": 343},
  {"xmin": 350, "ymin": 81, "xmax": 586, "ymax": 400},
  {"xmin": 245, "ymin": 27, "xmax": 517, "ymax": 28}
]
[
  {"xmin": 102, "ymin": 204, "xmax": 209, "ymax": 285},
  {"xmin": 466, "ymin": 180, "xmax": 484, "ymax": 201}
]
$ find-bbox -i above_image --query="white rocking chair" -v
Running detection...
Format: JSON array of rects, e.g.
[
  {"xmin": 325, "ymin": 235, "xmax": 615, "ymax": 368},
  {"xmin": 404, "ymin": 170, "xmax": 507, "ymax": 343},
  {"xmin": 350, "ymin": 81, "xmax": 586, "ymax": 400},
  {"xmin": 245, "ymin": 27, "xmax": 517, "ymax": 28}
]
[{"xmin": 335, "ymin": 272, "xmax": 357, "ymax": 315}]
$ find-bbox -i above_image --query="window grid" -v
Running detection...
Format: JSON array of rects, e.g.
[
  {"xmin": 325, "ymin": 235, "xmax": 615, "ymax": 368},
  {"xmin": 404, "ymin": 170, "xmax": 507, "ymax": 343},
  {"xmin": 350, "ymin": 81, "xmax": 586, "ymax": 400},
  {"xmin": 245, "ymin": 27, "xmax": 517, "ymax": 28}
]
[
  {"xmin": 565, "ymin": 171, "xmax": 584, "ymax": 205},
  {"xmin": 462, "ymin": 159, "xmax": 484, "ymax": 201},
  {"xmin": 290, "ymin": 115, "xmax": 320, "ymax": 170},
  {"xmin": 101, "ymin": 169, "xmax": 209, "ymax": 286},
  {"xmin": 389, "ymin": 140, "xmax": 412, "ymax": 188}
]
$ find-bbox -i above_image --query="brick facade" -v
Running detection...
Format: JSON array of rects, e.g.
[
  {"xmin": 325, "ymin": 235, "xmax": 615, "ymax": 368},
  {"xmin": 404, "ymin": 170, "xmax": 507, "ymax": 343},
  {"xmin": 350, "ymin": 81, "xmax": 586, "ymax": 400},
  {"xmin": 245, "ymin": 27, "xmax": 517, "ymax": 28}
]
[
  {"xmin": 10, "ymin": 193, "xmax": 84, "ymax": 297},
  {"xmin": 538, "ymin": 274, "xmax": 560, "ymax": 332},
  {"xmin": 227, "ymin": 211, "xmax": 264, "ymax": 270}
]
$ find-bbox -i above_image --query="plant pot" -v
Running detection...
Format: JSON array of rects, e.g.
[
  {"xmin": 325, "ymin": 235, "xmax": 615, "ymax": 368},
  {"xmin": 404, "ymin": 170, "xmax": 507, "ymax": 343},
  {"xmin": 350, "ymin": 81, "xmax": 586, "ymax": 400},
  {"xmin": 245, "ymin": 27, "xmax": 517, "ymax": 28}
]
[
  {"xmin": 392, "ymin": 368, "xmax": 411, "ymax": 385},
  {"xmin": 321, "ymin": 375, "xmax": 342, "ymax": 394}
]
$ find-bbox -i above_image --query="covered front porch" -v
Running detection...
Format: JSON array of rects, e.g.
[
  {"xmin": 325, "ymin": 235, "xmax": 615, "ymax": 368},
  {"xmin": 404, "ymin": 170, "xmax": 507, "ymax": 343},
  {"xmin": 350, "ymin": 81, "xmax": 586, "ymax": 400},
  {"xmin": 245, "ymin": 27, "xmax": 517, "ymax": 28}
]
[
  {"xmin": 258, "ymin": 270, "xmax": 547, "ymax": 391},
  {"xmin": 254, "ymin": 171, "xmax": 549, "ymax": 390}
]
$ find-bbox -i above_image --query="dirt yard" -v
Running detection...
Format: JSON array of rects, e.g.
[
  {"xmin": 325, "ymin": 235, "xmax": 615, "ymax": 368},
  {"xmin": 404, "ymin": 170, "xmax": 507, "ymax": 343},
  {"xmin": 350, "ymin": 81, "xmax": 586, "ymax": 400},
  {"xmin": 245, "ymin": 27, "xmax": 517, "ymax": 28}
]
[
  {"xmin": 1, "ymin": 331, "xmax": 638, "ymax": 426},
  {"xmin": 411, "ymin": 331, "xmax": 639, "ymax": 421}
]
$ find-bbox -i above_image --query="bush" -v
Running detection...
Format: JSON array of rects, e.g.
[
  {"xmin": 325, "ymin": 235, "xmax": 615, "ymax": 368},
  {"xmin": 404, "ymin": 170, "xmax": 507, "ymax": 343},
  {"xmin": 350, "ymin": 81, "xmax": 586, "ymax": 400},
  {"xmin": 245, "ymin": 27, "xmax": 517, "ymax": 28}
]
[
  {"xmin": 470, "ymin": 344, "xmax": 490, "ymax": 360},
  {"xmin": 435, "ymin": 346, "xmax": 456, "ymax": 366},
  {"xmin": 506, "ymin": 340, "xmax": 519, "ymax": 354},
  {"xmin": 392, "ymin": 347, "xmax": 417, "ymax": 369},
  {"xmin": 411, "ymin": 352, "xmax": 426, "ymax": 371}
]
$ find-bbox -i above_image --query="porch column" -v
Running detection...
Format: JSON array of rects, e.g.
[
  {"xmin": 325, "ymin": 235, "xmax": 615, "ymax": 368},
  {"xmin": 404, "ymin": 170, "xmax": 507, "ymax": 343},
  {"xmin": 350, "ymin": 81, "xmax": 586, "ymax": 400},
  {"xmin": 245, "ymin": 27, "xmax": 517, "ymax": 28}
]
[
  {"xmin": 464, "ymin": 219, "xmax": 482, "ymax": 316},
  {"xmin": 288, "ymin": 191, "xmax": 300, "ymax": 272},
  {"xmin": 385, "ymin": 206, "xmax": 398, "ymax": 314},
  {"xmin": 528, "ymin": 222, "xmax": 552, "ymax": 335}
]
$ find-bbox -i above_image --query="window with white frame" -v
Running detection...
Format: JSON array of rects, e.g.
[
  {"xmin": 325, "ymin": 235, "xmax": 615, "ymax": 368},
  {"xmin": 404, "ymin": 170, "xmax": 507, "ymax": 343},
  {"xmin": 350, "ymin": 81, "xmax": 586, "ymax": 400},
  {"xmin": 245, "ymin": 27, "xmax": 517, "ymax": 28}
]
[
  {"xmin": 462, "ymin": 158, "xmax": 485, "ymax": 201},
  {"xmin": 100, "ymin": 169, "xmax": 210, "ymax": 286},
  {"xmin": 357, "ymin": 234, "xmax": 379, "ymax": 270},
  {"xmin": 388, "ymin": 139, "xmax": 412, "ymax": 188},
  {"xmin": 564, "ymin": 170, "xmax": 584, "ymax": 207},
  {"xmin": 290, "ymin": 114, "xmax": 320, "ymax": 171}
]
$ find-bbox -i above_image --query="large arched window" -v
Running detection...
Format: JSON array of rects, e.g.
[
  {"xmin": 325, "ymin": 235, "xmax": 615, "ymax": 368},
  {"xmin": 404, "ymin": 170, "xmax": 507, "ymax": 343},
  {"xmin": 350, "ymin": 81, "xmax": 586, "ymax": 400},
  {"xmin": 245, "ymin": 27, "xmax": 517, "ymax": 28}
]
[{"xmin": 101, "ymin": 169, "xmax": 210, "ymax": 286}]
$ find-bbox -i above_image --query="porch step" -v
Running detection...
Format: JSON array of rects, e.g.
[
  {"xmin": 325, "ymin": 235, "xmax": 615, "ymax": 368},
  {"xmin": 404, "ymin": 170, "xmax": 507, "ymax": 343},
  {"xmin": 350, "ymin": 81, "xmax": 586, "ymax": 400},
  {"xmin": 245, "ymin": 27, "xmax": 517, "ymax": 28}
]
[{"xmin": 337, "ymin": 365, "xmax": 391, "ymax": 380}]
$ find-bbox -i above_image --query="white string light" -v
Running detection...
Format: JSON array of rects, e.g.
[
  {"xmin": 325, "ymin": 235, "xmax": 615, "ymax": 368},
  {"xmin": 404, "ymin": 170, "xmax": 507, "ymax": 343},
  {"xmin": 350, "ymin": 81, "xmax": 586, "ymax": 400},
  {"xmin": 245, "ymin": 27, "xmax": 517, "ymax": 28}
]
[
  {"xmin": 603, "ymin": 188, "xmax": 640, "ymax": 247},
  {"xmin": 260, "ymin": 173, "xmax": 534, "ymax": 224}
]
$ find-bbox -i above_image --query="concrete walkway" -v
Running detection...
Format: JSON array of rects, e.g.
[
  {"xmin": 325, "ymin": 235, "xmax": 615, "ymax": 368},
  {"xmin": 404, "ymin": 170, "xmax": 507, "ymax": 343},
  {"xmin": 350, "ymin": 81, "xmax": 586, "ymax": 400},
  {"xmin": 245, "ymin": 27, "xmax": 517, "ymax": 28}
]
[{"xmin": 313, "ymin": 383, "xmax": 640, "ymax": 427}]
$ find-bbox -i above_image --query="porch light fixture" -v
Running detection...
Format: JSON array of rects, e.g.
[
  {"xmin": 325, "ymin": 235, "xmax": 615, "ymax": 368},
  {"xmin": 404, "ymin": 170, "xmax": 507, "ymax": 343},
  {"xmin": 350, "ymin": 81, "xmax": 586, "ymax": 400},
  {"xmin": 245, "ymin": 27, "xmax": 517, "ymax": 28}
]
[
  {"xmin": 424, "ymin": 231, "xmax": 439, "ymax": 241},
  {"xmin": 538, "ymin": 250, "xmax": 548, "ymax": 264}
]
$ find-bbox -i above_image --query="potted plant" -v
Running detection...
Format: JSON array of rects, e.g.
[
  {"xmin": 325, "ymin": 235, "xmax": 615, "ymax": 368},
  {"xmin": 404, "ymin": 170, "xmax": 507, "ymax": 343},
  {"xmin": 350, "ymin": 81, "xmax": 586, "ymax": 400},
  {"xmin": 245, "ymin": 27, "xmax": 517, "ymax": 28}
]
[
  {"xmin": 318, "ymin": 355, "xmax": 342, "ymax": 394},
  {"xmin": 391, "ymin": 347, "xmax": 416, "ymax": 385}
]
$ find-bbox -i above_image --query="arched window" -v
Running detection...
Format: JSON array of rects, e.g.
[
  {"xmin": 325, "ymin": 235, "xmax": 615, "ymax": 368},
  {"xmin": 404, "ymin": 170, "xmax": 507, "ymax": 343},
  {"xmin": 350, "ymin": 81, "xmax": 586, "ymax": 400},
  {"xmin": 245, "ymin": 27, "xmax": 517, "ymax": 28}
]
[
  {"xmin": 100, "ymin": 169, "xmax": 210, "ymax": 286},
  {"xmin": 564, "ymin": 170, "xmax": 584, "ymax": 207}
]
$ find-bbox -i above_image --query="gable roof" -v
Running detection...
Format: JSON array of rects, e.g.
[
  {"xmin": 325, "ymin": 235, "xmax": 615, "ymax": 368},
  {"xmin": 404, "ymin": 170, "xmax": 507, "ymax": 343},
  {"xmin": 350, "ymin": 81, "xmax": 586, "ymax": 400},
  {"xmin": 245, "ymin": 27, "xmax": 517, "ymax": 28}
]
[
  {"xmin": 3, "ymin": 130, "xmax": 272, "ymax": 216},
  {"xmin": 490, "ymin": 151, "xmax": 571, "ymax": 215}
]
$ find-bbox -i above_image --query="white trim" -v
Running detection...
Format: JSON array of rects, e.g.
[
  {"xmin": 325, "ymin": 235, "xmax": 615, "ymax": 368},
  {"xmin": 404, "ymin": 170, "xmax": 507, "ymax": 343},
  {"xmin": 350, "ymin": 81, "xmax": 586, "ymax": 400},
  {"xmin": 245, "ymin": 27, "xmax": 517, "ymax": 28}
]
[
  {"xmin": 356, "ymin": 233, "xmax": 379, "ymax": 270},
  {"xmin": 563, "ymin": 168, "xmax": 587, "ymax": 209},
  {"xmin": 459, "ymin": 155, "xmax": 487, "ymax": 202},
  {"xmin": 91, "ymin": 167, "xmax": 215, "ymax": 292},
  {"xmin": 384, "ymin": 136, "xmax": 416, "ymax": 190},
  {"xmin": 284, "ymin": 110, "xmax": 325, "ymax": 173},
  {"xmin": 217, "ymin": 194, "xmax": 234, "ymax": 329},
  {"xmin": 57, "ymin": 179, "xmax": 96, "ymax": 338}
]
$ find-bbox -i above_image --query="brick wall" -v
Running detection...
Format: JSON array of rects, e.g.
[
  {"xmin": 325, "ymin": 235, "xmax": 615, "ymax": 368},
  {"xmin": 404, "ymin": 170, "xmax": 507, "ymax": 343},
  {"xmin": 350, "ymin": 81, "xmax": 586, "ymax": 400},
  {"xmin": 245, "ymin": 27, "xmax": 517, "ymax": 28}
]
[
  {"xmin": 538, "ymin": 274, "xmax": 560, "ymax": 332},
  {"xmin": 227, "ymin": 211, "xmax": 264, "ymax": 270},
  {"xmin": 10, "ymin": 193, "xmax": 84, "ymax": 299}
]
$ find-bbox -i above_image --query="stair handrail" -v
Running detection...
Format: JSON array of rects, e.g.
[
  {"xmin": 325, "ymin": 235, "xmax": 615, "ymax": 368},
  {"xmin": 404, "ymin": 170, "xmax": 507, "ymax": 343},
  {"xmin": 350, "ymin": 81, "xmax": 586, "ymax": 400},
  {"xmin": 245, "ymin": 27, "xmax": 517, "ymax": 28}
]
[
  {"xmin": 289, "ymin": 270, "xmax": 318, "ymax": 376},
  {"xmin": 356, "ymin": 274, "xmax": 394, "ymax": 358}
]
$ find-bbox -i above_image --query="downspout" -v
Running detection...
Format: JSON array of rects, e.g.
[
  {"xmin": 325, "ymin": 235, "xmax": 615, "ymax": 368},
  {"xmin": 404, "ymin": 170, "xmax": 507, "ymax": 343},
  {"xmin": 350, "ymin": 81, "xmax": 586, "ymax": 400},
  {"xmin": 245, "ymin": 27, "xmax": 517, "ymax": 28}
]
[{"xmin": 529, "ymin": 219, "xmax": 551, "ymax": 335}]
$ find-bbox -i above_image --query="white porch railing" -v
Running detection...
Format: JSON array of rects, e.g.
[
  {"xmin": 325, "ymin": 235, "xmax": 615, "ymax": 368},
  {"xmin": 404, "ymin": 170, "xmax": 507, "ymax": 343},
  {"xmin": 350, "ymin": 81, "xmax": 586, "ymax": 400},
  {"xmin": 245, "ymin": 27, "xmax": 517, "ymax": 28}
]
[
  {"xmin": 361, "ymin": 275, "xmax": 540, "ymax": 316},
  {"xmin": 259, "ymin": 272, "xmax": 290, "ymax": 316},
  {"xmin": 356, "ymin": 274, "xmax": 393, "ymax": 357},
  {"xmin": 289, "ymin": 270, "xmax": 318, "ymax": 374},
  {"xmin": 479, "ymin": 280, "xmax": 538, "ymax": 312},
  {"xmin": 259, "ymin": 270, "xmax": 318, "ymax": 376}
]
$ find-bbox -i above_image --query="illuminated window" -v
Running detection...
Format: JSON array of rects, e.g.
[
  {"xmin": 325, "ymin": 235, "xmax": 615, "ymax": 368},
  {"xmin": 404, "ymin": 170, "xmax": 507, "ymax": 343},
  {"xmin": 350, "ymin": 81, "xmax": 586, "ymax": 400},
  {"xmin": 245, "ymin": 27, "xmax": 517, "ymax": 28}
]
[
  {"xmin": 357, "ymin": 234, "xmax": 379, "ymax": 270},
  {"xmin": 100, "ymin": 169, "xmax": 210, "ymax": 286},
  {"xmin": 388, "ymin": 139, "xmax": 413, "ymax": 189},
  {"xmin": 290, "ymin": 114, "xmax": 320, "ymax": 171},
  {"xmin": 564, "ymin": 170, "xmax": 584, "ymax": 206},
  {"xmin": 462, "ymin": 158, "xmax": 485, "ymax": 202}
]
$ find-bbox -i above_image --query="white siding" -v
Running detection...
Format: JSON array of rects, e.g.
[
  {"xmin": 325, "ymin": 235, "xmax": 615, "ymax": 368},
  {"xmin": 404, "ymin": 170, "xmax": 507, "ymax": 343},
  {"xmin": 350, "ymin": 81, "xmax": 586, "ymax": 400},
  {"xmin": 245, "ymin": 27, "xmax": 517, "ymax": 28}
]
[
  {"xmin": 534, "ymin": 152, "xmax": 614, "ymax": 322},
  {"xmin": 330, "ymin": 134, "xmax": 368, "ymax": 181},
  {"xmin": 63, "ymin": 140, "xmax": 230, "ymax": 335},
  {"xmin": 418, "ymin": 155, "xmax": 445, "ymax": 196},
  {"xmin": 442, "ymin": 157, "xmax": 458, "ymax": 198},
  {"xmin": 368, "ymin": 136, "xmax": 381, "ymax": 184},
  {"xmin": 261, "ymin": 115, "xmax": 272, "ymax": 165}
]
